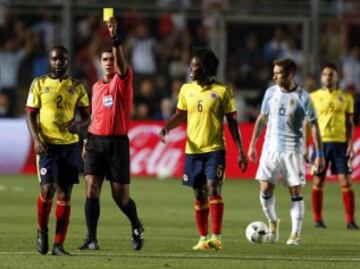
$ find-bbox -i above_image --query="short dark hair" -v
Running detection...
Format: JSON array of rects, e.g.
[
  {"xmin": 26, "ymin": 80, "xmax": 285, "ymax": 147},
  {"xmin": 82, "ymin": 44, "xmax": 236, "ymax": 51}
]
[
  {"xmin": 100, "ymin": 47, "xmax": 113, "ymax": 57},
  {"xmin": 321, "ymin": 63, "xmax": 338, "ymax": 73},
  {"xmin": 51, "ymin": 45, "xmax": 68, "ymax": 55},
  {"xmin": 273, "ymin": 58, "xmax": 297, "ymax": 75},
  {"xmin": 192, "ymin": 48, "xmax": 219, "ymax": 77}
]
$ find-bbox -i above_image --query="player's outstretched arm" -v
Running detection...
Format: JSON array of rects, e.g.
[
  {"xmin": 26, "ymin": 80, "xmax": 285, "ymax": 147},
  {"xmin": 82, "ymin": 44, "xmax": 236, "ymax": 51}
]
[
  {"xmin": 159, "ymin": 109, "xmax": 187, "ymax": 143},
  {"xmin": 107, "ymin": 17, "xmax": 127, "ymax": 75},
  {"xmin": 226, "ymin": 114, "xmax": 248, "ymax": 172},
  {"xmin": 309, "ymin": 119, "xmax": 325, "ymax": 174},
  {"xmin": 247, "ymin": 114, "xmax": 267, "ymax": 163}
]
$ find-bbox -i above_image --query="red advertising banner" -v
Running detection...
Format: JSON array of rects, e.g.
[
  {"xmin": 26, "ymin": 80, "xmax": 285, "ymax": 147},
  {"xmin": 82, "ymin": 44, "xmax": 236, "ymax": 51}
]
[
  {"xmin": 129, "ymin": 122, "xmax": 360, "ymax": 180},
  {"xmin": 6, "ymin": 119, "xmax": 359, "ymax": 180}
]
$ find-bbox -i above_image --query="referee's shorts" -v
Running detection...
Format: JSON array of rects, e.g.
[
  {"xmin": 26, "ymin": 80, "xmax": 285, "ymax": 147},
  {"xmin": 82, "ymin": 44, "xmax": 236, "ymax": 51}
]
[{"xmin": 84, "ymin": 134, "xmax": 130, "ymax": 184}]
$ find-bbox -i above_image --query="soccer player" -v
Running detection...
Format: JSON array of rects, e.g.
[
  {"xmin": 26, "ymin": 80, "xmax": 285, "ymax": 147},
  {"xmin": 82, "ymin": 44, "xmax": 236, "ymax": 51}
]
[
  {"xmin": 159, "ymin": 48, "xmax": 248, "ymax": 250},
  {"xmin": 309, "ymin": 64, "xmax": 358, "ymax": 229},
  {"xmin": 78, "ymin": 17, "xmax": 144, "ymax": 251},
  {"xmin": 247, "ymin": 58, "xmax": 325, "ymax": 245},
  {"xmin": 26, "ymin": 45, "xmax": 90, "ymax": 255}
]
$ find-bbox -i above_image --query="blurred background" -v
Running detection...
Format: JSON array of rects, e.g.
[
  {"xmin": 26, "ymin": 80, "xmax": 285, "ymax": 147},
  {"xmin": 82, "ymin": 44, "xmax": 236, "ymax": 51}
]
[
  {"xmin": 0, "ymin": 0, "xmax": 359, "ymax": 123},
  {"xmin": 0, "ymin": 0, "xmax": 359, "ymax": 177}
]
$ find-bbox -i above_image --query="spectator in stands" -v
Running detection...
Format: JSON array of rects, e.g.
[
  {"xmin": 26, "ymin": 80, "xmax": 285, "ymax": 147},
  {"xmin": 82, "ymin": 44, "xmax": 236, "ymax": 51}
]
[
  {"xmin": 263, "ymin": 27, "xmax": 288, "ymax": 63},
  {"xmin": 0, "ymin": 91, "xmax": 10, "ymax": 118},
  {"xmin": 341, "ymin": 46, "xmax": 360, "ymax": 95}
]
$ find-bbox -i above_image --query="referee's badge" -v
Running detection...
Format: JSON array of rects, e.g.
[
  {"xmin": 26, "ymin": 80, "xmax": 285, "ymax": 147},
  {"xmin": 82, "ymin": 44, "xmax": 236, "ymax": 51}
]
[{"xmin": 103, "ymin": 95, "xmax": 113, "ymax": 108}]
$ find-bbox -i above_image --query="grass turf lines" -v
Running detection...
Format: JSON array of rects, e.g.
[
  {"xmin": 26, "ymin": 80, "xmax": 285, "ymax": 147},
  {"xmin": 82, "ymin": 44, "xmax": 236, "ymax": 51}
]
[{"xmin": 0, "ymin": 175, "xmax": 360, "ymax": 269}]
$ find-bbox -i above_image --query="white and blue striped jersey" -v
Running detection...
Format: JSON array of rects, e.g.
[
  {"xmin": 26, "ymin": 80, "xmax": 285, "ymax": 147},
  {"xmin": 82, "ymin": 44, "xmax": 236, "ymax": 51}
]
[{"xmin": 260, "ymin": 85, "xmax": 317, "ymax": 153}]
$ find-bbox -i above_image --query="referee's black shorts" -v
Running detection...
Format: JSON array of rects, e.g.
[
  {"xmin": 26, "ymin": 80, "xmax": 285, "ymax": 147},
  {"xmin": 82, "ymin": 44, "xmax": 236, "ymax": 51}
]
[{"xmin": 84, "ymin": 134, "xmax": 130, "ymax": 184}]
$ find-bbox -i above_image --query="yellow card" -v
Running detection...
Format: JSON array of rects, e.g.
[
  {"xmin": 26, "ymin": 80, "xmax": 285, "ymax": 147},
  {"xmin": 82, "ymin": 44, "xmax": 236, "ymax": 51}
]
[{"xmin": 103, "ymin": 8, "xmax": 114, "ymax": 21}]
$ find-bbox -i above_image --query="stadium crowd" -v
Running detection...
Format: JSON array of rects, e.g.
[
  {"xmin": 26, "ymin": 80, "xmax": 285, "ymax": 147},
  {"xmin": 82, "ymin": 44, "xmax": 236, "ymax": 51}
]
[{"xmin": 0, "ymin": 0, "xmax": 359, "ymax": 124}]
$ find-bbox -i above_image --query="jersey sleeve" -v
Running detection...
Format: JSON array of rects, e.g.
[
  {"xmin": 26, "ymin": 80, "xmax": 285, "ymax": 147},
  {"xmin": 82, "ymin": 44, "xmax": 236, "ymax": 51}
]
[
  {"xmin": 303, "ymin": 94, "xmax": 317, "ymax": 121},
  {"xmin": 222, "ymin": 87, "xmax": 236, "ymax": 114},
  {"xmin": 176, "ymin": 85, "xmax": 187, "ymax": 111},
  {"xmin": 26, "ymin": 78, "xmax": 41, "ymax": 109},
  {"xmin": 76, "ymin": 83, "xmax": 90, "ymax": 108},
  {"xmin": 260, "ymin": 90, "xmax": 270, "ymax": 116},
  {"xmin": 345, "ymin": 93, "xmax": 354, "ymax": 114}
]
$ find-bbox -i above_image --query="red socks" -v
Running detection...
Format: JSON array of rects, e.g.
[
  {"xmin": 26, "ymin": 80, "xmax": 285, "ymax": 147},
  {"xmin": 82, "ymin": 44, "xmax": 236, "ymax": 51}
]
[
  {"xmin": 209, "ymin": 195, "xmax": 224, "ymax": 235},
  {"xmin": 342, "ymin": 187, "xmax": 355, "ymax": 223},
  {"xmin": 194, "ymin": 200, "xmax": 209, "ymax": 237},
  {"xmin": 37, "ymin": 195, "xmax": 52, "ymax": 232},
  {"xmin": 312, "ymin": 187, "xmax": 323, "ymax": 222},
  {"xmin": 54, "ymin": 200, "xmax": 71, "ymax": 245}
]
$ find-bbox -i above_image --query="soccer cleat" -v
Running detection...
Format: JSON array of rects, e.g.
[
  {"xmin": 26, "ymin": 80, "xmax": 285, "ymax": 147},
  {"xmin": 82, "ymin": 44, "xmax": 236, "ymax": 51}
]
[
  {"xmin": 347, "ymin": 221, "xmax": 359, "ymax": 230},
  {"xmin": 52, "ymin": 243, "xmax": 71, "ymax": 256},
  {"xmin": 192, "ymin": 238, "xmax": 210, "ymax": 250},
  {"xmin": 206, "ymin": 235, "xmax": 223, "ymax": 250},
  {"xmin": 267, "ymin": 219, "xmax": 280, "ymax": 243},
  {"xmin": 36, "ymin": 230, "xmax": 49, "ymax": 255},
  {"xmin": 78, "ymin": 238, "xmax": 100, "ymax": 250},
  {"xmin": 314, "ymin": 220, "xmax": 327, "ymax": 228},
  {"xmin": 286, "ymin": 233, "xmax": 300, "ymax": 245},
  {"xmin": 132, "ymin": 226, "xmax": 145, "ymax": 251}
]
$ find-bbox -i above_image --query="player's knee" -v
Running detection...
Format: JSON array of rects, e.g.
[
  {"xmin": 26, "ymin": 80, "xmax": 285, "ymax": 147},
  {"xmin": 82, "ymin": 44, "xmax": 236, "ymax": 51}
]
[
  {"xmin": 260, "ymin": 190, "xmax": 273, "ymax": 200},
  {"xmin": 41, "ymin": 184, "xmax": 56, "ymax": 200}
]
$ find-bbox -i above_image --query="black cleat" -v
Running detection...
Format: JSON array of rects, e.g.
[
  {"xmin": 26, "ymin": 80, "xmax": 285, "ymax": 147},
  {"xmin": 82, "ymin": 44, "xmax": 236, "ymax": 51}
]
[
  {"xmin": 347, "ymin": 221, "xmax": 359, "ymax": 230},
  {"xmin": 314, "ymin": 221, "xmax": 327, "ymax": 229},
  {"xmin": 52, "ymin": 244, "xmax": 71, "ymax": 256},
  {"xmin": 36, "ymin": 230, "xmax": 49, "ymax": 255},
  {"xmin": 132, "ymin": 226, "xmax": 144, "ymax": 251},
  {"xmin": 78, "ymin": 238, "xmax": 100, "ymax": 250}
]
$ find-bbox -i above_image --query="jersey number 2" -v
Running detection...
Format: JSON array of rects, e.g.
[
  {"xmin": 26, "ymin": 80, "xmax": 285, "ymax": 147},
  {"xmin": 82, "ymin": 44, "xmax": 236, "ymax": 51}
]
[{"xmin": 56, "ymin": 95, "xmax": 63, "ymax": 109}]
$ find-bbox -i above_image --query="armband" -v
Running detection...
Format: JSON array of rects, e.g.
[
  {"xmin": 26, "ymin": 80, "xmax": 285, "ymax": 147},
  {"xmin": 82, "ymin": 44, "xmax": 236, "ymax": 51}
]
[{"xmin": 112, "ymin": 35, "xmax": 122, "ymax": 47}]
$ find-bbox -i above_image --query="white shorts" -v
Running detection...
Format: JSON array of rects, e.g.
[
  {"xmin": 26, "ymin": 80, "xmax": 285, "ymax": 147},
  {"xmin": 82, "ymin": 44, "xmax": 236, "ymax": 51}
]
[{"xmin": 255, "ymin": 151, "xmax": 306, "ymax": 187}]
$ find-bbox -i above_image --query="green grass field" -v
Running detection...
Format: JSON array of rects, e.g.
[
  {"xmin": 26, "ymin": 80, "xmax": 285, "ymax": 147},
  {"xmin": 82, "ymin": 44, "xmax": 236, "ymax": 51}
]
[{"xmin": 1, "ymin": 175, "xmax": 360, "ymax": 269}]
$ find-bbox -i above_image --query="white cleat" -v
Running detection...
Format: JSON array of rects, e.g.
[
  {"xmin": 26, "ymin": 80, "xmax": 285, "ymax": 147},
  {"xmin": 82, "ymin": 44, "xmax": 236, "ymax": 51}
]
[
  {"xmin": 267, "ymin": 219, "xmax": 280, "ymax": 243},
  {"xmin": 286, "ymin": 233, "xmax": 300, "ymax": 245}
]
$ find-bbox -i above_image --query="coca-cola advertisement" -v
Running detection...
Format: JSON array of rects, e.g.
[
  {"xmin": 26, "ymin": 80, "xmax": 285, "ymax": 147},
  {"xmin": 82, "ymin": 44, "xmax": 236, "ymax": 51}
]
[{"xmin": 1, "ymin": 119, "xmax": 360, "ymax": 180}]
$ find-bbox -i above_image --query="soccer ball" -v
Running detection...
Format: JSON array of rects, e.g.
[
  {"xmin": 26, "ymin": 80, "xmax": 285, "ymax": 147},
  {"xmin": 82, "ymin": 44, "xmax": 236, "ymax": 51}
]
[
  {"xmin": 155, "ymin": 166, "xmax": 172, "ymax": 180},
  {"xmin": 245, "ymin": 221, "xmax": 269, "ymax": 243}
]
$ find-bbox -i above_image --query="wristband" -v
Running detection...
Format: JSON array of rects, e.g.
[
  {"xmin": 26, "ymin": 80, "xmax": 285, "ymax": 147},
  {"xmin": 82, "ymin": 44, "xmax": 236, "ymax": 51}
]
[
  {"xmin": 316, "ymin": 151, "xmax": 324, "ymax": 158},
  {"xmin": 112, "ymin": 35, "xmax": 122, "ymax": 47}
]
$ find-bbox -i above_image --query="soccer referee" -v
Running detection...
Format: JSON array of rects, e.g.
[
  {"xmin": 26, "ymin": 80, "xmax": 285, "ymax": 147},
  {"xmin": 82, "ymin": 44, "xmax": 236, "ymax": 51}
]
[{"xmin": 78, "ymin": 16, "xmax": 144, "ymax": 251}]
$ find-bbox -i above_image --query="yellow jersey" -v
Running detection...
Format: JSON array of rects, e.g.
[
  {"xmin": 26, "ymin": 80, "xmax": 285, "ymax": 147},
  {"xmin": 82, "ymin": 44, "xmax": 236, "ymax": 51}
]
[
  {"xmin": 177, "ymin": 81, "xmax": 236, "ymax": 154},
  {"xmin": 26, "ymin": 75, "xmax": 89, "ymax": 144},
  {"xmin": 310, "ymin": 88, "xmax": 353, "ymax": 142}
]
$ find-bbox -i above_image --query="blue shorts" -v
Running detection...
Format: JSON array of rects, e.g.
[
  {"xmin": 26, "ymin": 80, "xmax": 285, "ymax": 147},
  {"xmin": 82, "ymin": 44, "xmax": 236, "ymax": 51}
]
[
  {"xmin": 38, "ymin": 143, "xmax": 81, "ymax": 186},
  {"xmin": 183, "ymin": 150, "xmax": 226, "ymax": 188},
  {"xmin": 311, "ymin": 142, "xmax": 351, "ymax": 177}
]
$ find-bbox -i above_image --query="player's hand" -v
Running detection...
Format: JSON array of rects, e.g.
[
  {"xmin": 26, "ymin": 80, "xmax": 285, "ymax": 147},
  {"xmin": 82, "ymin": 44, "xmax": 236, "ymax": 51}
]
[
  {"xmin": 247, "ymin": 146, "xmax": 257, "ymax": 163},
  {"xmin": 159, "ymin": 128, "xmax": 168, "ymax": 143},
  {"xmin": 314, "ymin": 156, "xmax": 325, "ymax": 175},
  {"xmin": 34, "ymin": 137, "xmax": 47, "ymax": 155},
  {"xmin": 303, "ymin": 147, "xmax": 310, "ymax": 163},
  {"xmin": 107, "ymin": 17, "xmax": 117, "ymax": 37},
  {"xmin": 346, "ymin": 144, "xmax": 355, "ymax": 160},
  {"xmin": 67, "ymin": 121, "xmax": 80, "ymax": 134},
  {"xmin": 238, "ymin": 150, "xmax": 248, "ymax": 173},
  {"xmin": 82, "ymin": 143, "xmax": 87, "ymax": 160}
]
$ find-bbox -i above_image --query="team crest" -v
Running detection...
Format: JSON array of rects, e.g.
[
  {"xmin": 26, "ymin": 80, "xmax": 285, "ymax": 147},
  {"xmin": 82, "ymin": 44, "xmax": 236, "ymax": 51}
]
[
  {"xmin": 183, "ymin": 174, "xmax": 188, "ymax": 182},
  {"xmin": 40, "ymin": 168, "xmax": 47, "ymax": 175},
  {"xmin": 338, "ymin": 96, "xmax": 344, "ymax": 102},
  {"xmin": 210, "ymin": 92, "xmax": 218, "ymax": 99},
  {"xmin": 43, "ymin": 87, "xmax": 50, "ymax": 93},
  {"xmin": 290, "ymin": 99, "xmax": 295, "ymax": 106},
  {"xmin": 67, "ymin": 88, "xmax": 75, "ymax": 95}
]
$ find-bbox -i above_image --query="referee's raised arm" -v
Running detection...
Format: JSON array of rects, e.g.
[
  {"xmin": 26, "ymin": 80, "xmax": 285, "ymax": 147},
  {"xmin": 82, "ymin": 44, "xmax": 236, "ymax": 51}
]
[{"xmin": 107, "ymin": 17, "xmax": 127, "ymax": 75}]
